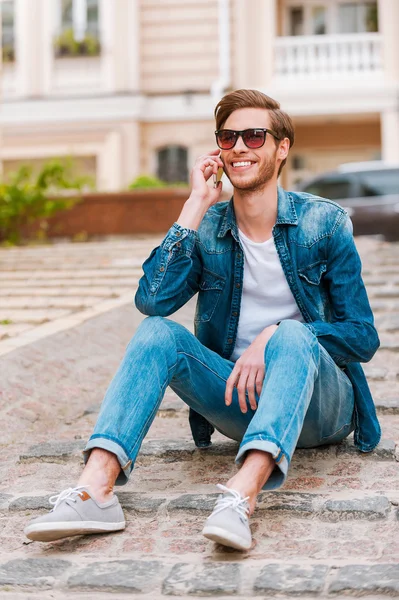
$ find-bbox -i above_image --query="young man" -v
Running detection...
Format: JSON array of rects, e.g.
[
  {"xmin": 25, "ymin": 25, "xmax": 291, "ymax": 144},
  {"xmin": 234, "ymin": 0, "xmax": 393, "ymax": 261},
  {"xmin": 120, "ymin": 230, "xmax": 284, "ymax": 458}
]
[{"xmin": 25, "ymin": 89, "xmax": 380, "ymax": 551}]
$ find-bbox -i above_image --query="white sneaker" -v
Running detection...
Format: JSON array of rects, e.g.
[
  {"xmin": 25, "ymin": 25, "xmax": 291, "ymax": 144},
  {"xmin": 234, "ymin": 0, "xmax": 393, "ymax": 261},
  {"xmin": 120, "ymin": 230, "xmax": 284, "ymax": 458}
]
[
  {"xmin": 24, "ymin": 486, "xmax": 125, "ymax": 542},
  {"xmin": 202, "ymin": 484, "xmax": 252, "ymax": 551}
]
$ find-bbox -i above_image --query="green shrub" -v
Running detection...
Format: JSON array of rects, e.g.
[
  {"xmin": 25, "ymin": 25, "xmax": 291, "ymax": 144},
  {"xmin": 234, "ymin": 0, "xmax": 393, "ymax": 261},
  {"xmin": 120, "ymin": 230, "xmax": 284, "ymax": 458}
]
[
  {"xmin": 2, "ymin": 44, "xmax": 15, "ymax": 63},
  {"xmin": 54, "ymin": 28, "xmax": 101, "ymax": 58},
  {"xmin": 0, "ymin": 159, "xmax": 92, "ymax": 245},
  {"xmin": 129, "ymin": 174, "xmax": 189, "ymax": 189}
]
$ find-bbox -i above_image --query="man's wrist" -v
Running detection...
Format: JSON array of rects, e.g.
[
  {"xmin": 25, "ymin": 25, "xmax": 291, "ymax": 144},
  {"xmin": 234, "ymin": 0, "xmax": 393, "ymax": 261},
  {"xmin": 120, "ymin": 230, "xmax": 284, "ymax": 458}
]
[{"xmin": 176, "ymin": 196, "xmax": 210, "ymax": 231}]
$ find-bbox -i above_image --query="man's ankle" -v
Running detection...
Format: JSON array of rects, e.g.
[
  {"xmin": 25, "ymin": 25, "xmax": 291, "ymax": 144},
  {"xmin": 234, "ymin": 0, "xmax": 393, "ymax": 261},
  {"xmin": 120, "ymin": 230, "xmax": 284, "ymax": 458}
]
[{"xmin": 77, "ymin": 480, "xmax": 114, "ymax": 504}]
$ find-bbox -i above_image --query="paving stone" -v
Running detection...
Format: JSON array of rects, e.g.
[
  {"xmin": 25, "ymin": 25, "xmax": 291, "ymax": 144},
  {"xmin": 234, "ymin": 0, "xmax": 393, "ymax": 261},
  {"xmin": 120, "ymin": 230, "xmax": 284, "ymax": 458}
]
[
  {"xmin": 335, "ymin": 437, "xmax": 397, "ymax": 459},
  {"xmin": 67, "ymin": 560, "xmax": 161, "ymax": 593},
  {"xmin": 374, "ymin": 289, "xmax": 399, "ymax": 298},
  {"xmin": 0, "ymin": 558, "xmax": 71, "ymax": 588},
  {"xmin": 257, "ymin": 491, "xmax": 316, "ymax": 516},
  {"xmin": 362, "ymin": 366, "xmax": 389, "ymax": 380},
  {"xmin": 138, "ymin": 439, "xmax": 239, "ymax": 461},
  {"xmin": 253, "ymin": 563, "xmax": 329, "ymax": 594},
  {"xmin": 117, "ymin": 492, "xmax": 165, "ymax": 513},
  {"xmin": 379, "ymin": 340, "xmax": 399, "ymax": 352},
  {"xmin": 329, "ymin": 564, "xmax": 399, "ymax": 594},
  {"xmin": 20, "ymin": 440, "xmax": 85, "ymax": 462},
  {"xmin": 0, "ymin": 493, "xmax": 12, "ymax": 509},
  {"xmin": 163, "ymin": 562, "xmax": 240, "ymax": 596},
  {"xmin": 82, "ymin": 403, "xmax": 101, "ymax": 415},
  {"xmin": 320, "ymin": 496, "xmax": 391, "ymax": 521},
  {"xmin": 375, "ymin": 397, "xmax": 399, "ymax": 414},
  {"xmin": 167, "ymin": 493, "xmax": 218, "ymax": 513},
  {"xmin": 8, "ymin": 495, "xmax": 50, "ymax": 512}
]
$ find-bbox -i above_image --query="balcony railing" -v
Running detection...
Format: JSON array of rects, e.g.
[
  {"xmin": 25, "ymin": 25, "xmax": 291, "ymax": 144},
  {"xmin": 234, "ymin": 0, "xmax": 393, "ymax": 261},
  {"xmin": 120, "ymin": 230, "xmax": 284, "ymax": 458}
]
[{"xmin": 274, "ymin": 33, "xmax": 383, "ymax": 79}]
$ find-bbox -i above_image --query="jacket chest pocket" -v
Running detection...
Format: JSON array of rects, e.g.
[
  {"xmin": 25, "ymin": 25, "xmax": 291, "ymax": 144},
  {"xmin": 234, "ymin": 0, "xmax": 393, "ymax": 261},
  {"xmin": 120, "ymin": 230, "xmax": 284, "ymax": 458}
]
[
  {"xmin": 298, "ymin": 260, "xmax": 327, "ymax": 285},
  {"xmin": 298, "ymin": 260, "xmax": 327, "ymax": 312},
  {"xmin": 194, "ymin": 268, "xmax": 226, "ymax": 323}
]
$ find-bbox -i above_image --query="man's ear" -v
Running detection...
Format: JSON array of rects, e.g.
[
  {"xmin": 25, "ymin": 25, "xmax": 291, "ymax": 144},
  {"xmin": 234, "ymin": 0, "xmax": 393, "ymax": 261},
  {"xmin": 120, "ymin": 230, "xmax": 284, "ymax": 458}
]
[{"xmin": 279, "ymin": 137, "xmax": 290, "ymax": 161}]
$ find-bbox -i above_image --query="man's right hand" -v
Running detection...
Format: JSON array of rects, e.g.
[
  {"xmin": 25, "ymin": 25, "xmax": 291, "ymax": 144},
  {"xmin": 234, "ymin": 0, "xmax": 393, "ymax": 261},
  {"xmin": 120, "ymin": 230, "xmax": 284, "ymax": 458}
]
[
  {"xmin": 189, "ymin": 149, "xmax": 225, "ymax": 207},
  {"xmin": 177, "ymin": 150, "xmax": 225, "ymax": 231}
]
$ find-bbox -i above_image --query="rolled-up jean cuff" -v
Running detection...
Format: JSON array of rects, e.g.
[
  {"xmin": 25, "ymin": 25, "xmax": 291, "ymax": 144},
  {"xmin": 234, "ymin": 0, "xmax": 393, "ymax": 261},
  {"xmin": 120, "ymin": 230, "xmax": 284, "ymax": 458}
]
[
  {"xmin": 235, "ymin": 440, "xmax": 289, "ymax": 491},
  {"xmin": 83, "ymin": 437, "xmax": 132, "ymax": 486}
]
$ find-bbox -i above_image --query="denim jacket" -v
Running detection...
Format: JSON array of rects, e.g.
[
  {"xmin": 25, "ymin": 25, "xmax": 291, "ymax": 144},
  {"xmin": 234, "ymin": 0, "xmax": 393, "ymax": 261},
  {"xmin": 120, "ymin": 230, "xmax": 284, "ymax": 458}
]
[{"xmin": 135, "ymin": 187, "xmax": 381, "ymax": 453}]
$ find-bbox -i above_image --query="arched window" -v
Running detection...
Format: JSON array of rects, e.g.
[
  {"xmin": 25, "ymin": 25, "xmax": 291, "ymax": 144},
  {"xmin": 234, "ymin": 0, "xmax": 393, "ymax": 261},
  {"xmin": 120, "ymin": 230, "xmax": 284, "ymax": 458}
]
[{"xmin": 157, "ymin": 146, "xmax": 188, "ymax": 184}]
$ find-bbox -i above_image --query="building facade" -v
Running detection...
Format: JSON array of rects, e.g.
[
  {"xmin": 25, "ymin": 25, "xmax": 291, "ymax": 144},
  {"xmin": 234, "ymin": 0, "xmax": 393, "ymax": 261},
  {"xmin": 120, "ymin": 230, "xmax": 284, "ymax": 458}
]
[{"xmin": 1, "ymin": 0, "xmax": 399, "ymax": 191}]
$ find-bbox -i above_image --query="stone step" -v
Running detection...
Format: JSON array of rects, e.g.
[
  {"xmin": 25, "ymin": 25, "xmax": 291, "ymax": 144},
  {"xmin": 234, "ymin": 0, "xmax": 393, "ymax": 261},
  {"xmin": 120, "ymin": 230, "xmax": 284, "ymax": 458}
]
[
  {"xmin": 0, "ymin": 308, "xmax": 73, "ymax": 324},
  {"xmin": 0, "ymin": 557, "xmax": 398, "ymax": 597},
  {"xmin": 3, "ymin": 488, "xmax": 396, "ymax": 522},
  {"xmin": 0, "ymin": 287, "xmax": 131, "ymax": 298},
  {"xmin": 0, "ymin": 297, "xmax": 116, "ymax": 310},
  {"xmin": 0, "ymin": 269, "xmax": 144, "ymax": 280},
  {"xmin": 18, "ymin": 437, "xmax": 398, "ymax": 465},
  {"xmin": 81, "ymin": 394, "xmax": 399, "ymax": 417},
  {"xmin": 0, "ymin": 277, "xmax": 139, "ymax": 288}
]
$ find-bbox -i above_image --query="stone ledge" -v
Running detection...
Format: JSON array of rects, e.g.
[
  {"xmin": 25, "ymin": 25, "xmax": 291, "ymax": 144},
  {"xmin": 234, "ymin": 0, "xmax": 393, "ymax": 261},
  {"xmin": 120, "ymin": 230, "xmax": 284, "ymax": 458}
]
[
  {"xmin": 0, "ymin": 558, "xmax": 398, "ymax": 595},
  {"xmin": 19, "ymin": 436, "xmax": 398, "ymax": 464},
  {"xmin": 6, "ymin": 491, "xmax": 393, "ymax": 521}
]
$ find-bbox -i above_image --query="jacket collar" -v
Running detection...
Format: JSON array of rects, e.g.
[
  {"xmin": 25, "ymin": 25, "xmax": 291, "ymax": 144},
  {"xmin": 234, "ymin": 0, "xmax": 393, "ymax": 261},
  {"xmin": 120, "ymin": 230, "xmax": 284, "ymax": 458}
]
[{"xmin": 217, "ymin": 186, "xmax": 298, "ymax": 240}]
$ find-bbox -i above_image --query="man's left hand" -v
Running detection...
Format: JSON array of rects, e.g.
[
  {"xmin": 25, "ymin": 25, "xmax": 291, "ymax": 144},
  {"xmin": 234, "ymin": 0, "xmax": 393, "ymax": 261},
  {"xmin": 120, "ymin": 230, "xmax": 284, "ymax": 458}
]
[{"xmin": 225, "ymin": 324, "xmax": 279, "ymax": 413}]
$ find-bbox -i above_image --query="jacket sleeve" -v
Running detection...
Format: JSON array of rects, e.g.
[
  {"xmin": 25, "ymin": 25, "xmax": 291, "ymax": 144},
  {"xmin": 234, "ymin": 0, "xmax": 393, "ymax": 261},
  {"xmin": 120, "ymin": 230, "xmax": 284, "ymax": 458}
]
[
  {"xmin": 302, "ymin": 212, "xmax": 380, "ymax": 365},
  {"xmin": 134, "ymin": 222, "xmax": 202, "ymax": 316}
]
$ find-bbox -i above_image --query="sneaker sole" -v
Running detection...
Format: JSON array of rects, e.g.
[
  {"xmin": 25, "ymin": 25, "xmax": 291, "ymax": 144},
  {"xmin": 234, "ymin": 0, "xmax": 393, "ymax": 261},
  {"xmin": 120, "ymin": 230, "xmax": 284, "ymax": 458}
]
[
  {"xmin": 202, "ymin": 525, "xmax": 251, "ymax": 551},
  {"xmin": 24, "ymin": 520, "xmax": 126, "ymax": 542}
]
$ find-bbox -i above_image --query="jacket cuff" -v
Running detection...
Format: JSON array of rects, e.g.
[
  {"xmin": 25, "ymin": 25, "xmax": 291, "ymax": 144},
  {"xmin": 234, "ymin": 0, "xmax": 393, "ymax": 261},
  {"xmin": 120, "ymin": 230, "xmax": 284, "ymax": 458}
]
[{"xmin": 161, "ymin": 222, "xmax": 197, "ymax": 254}]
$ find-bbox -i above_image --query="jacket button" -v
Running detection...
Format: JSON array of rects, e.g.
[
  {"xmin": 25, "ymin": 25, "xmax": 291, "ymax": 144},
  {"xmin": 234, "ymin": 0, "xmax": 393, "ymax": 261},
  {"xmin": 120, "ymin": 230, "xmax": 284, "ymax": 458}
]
[
  {"xmin": 176, "ymin": 232, "xmax": 181, "ymax": 237},
  {"xmin": 236, "ymin": 283, "xmax": 241, "ymax": 288},
  {"xmin": 159, "ymin": 266, "xmax": 165, "ymax": 272},
  {"xmin": 237, "ymin": 253, "xmax": 242, "ymax": 259},
  {"xmin": 228, "ymin": 338, "xmax": 233, "ymax": 344},
  {"xmin": 232, "ymin": 311, "xmax": 238, "ymax": 317},
  {"xmin": 176, "ymin": 242, "xmax": 181, "ymax": 247}
]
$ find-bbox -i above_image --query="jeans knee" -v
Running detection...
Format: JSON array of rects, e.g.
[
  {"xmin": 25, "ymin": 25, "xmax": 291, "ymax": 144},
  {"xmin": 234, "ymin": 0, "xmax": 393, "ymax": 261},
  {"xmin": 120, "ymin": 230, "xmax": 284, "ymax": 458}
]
[
  {"xmin": 128, "ymin": 316, "xmax": 176, "ymax": 353},
  {"xmin": 266, "ymin": 319, "xmax": 318, "ymax": 358}
]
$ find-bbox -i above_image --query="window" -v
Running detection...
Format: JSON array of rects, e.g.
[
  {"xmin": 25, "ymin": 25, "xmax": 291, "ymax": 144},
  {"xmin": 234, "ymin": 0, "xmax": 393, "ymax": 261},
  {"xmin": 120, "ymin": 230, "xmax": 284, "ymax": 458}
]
[
  {"xmin": 1, "ymin": 0, "xmax": 15, "ymax": 63},
  {"xmin": 289, "ymin": 7, "xmax": 304, "ymax": 36},
  {"xmin": 283, "ymin": 1, "xmax": 378, "ymax": 36},
  {"xmin": 157, "ymin": 146, "xmax": 189, "ymax": 184},
  {"xmin": 60, "ymin": 0, "xmax": 99, "ymax": 40},
  {"xmin": 338, "ymin": 2, "xmax": 378, "ymax": 34},
  {"xmin": 303, "ymin": 176, "xmax": 352, "ymax": 200},
  {"xmin": 311, "ymin": 6, "xmax": 327, "ymax": 35},
  {"xmin": 356, "ymin": 169, "xmax": 399, "ymax": 197},
  {"xmin": 86, "ymin": 0, "xmax": 99, "ymax": 37},
  {"xmin": 56, "ymin": 0, "xmax": 100, "ymax": 57}
]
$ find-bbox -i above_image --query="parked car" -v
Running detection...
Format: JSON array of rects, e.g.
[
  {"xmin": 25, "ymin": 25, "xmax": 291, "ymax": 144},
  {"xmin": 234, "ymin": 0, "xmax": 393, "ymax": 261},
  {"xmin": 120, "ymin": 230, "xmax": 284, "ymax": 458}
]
[{"xmin": 297, "ymin": 161, "xmax": 399, "ymax": 241}]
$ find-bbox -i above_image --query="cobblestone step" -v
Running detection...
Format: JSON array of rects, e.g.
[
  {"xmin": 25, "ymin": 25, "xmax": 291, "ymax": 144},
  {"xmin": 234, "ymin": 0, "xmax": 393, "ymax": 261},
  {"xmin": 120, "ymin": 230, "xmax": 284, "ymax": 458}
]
[
  {"xmin": 4, "ymin": 490, "xmax": 396, "ymax": 522},
  {"xmin": 0, "ymin": 269, "xmax": 143, "ymax": 280},
  {"xmin": 0, "ymin": 286, "xmax": 131, "ymax": 297},
  {"xmin": 0, "ymin": 557, "xmax": 398, "ymax": 596},
  {"xmin": 0, "ymin": 277, "xmax": 139, "ymax": 288},
  {"xmin": 0, "ymin": 297, "xmax": 115, "ymax": 310},
  {"xmin": 18, "ymin": 437, "xmax": 399, "ymax": 465}
]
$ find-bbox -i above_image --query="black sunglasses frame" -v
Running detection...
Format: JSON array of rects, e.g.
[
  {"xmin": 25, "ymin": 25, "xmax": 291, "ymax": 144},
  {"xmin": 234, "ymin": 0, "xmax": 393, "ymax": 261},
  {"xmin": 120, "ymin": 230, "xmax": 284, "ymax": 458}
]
[{"xmin": 214, "ymin": 128, "xmax": 281, "ymax": 150}]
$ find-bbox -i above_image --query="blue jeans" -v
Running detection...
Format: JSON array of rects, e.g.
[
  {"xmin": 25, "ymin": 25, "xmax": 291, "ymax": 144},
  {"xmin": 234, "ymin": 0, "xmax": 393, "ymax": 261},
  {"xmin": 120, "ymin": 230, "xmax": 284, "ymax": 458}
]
[{"xmin": 83, "ymin": 317, "xmax": 355, "ymax": 490}]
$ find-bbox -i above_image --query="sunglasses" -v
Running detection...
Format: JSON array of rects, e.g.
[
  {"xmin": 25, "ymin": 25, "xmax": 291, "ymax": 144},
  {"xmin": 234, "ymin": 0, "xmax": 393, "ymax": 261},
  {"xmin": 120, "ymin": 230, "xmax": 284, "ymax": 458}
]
[{"xmin": 215, "ymin": 128, "xmax": 281, "ymax": 150}]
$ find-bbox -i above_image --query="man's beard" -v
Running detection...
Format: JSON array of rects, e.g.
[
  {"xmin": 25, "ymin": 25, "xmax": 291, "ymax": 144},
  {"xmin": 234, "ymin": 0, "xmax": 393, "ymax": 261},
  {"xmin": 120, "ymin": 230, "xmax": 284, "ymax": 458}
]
[{"xmin": 228, "ymin": 150, "xmax": 277, "ymax": 192}]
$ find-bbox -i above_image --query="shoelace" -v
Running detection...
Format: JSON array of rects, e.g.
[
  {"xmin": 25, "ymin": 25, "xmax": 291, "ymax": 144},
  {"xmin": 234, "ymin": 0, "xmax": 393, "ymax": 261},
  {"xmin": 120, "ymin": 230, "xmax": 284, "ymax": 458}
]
[
  {"xmin": 211, "ymin": 484, "xmax": 250, "ymax": 520},
  {"xmin": 49, "ymin": 486, "xmax": 88, "ymax": 511}
]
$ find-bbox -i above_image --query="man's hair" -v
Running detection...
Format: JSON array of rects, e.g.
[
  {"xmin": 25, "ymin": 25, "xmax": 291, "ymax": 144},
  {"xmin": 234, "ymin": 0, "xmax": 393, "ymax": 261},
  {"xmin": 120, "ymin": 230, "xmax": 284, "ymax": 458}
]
[{"xmin": 214, "ymin": 89, "xmax": 295, "ymax": 176}]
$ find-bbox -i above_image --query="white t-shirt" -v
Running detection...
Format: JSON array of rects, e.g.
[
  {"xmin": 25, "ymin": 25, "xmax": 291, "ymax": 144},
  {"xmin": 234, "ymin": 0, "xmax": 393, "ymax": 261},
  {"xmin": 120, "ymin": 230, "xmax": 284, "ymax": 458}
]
[{"xmin": 230, "ymin": 228, "xmax": 304, "ymax": 362}]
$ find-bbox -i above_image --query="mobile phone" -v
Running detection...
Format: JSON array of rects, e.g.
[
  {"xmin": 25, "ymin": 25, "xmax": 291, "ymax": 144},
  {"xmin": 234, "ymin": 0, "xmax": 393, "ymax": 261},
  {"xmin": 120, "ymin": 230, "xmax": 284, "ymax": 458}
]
[{"xmin": 213, "ymin": 166, "xmax": 224, "ymax": 188}]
